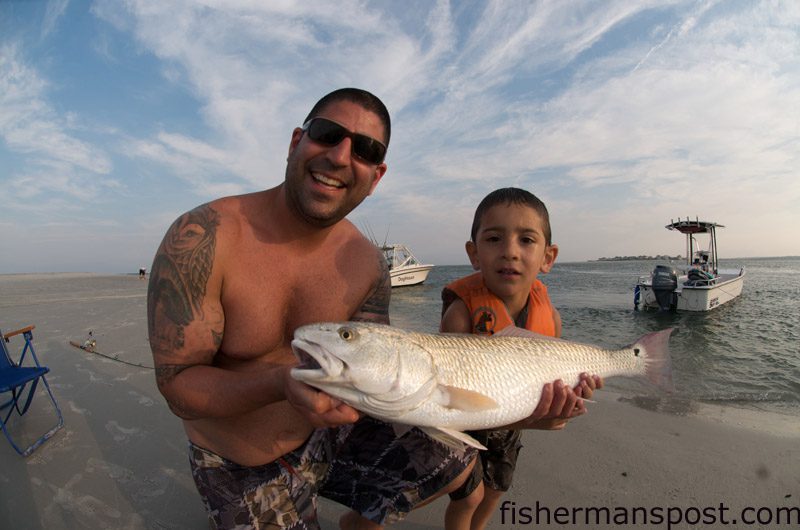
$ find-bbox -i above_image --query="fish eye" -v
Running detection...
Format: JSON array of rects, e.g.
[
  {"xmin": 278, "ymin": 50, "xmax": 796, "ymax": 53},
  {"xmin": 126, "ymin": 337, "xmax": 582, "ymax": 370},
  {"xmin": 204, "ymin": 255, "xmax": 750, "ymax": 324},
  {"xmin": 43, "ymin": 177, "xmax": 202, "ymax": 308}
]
[
  {"xmin": 633, "ymin": 348, "xmax": 640, "ymax": 356},
  {"xmin": 338, "ymin": 327, "xmax": 358, "ymax": 341}
]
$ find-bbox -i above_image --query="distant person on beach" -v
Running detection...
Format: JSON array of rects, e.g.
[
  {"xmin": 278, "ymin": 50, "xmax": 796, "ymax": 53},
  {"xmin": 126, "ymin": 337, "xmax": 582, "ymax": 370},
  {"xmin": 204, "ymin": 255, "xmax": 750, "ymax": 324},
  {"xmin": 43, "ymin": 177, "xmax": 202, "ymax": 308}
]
[
  {"xmin": 441, "ymin": 188, "xmax": 603, "ymax": 530},
  {"xmin": 147, "ymin": 89, "xmax": 587, "ymax": 530},
  {"xmin": 138, "ymin": 267, "xmax": 146, "ymax": 279}
]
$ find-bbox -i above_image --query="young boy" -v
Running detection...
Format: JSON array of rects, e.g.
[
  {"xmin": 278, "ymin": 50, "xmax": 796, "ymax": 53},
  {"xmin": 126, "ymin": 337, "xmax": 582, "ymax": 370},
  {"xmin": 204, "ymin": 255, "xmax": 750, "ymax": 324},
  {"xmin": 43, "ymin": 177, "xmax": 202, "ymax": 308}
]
[{"xmin": 441, "ymin": 187, "xmax": 600, "ymax": 530}]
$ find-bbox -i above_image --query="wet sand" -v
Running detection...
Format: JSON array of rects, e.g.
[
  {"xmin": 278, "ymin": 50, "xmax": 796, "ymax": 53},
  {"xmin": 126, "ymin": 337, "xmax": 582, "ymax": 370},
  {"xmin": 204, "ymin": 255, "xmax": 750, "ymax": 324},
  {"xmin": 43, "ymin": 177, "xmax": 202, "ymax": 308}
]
[{"xmin": 1, "ymin": 274, "xmax": 798, "ymax": 529}]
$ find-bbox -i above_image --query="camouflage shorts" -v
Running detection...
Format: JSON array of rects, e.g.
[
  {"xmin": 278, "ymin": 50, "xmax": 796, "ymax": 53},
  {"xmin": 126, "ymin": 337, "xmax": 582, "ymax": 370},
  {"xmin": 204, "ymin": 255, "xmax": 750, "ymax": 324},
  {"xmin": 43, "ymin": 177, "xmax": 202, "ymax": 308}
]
[
  {"xmin": 189, "ymin": 428, "xmax": 332, "ymax": 530},
  {"xmin": 323, "ymin": 418, "xmax": 475, "ymax": 524},
  {"xmin": 449, "ymin": 429, "xmax": 523, "ymax": 500},
  {"xmin": 189, "ymin": 418, "xmax": 474, "ymax": 528}
]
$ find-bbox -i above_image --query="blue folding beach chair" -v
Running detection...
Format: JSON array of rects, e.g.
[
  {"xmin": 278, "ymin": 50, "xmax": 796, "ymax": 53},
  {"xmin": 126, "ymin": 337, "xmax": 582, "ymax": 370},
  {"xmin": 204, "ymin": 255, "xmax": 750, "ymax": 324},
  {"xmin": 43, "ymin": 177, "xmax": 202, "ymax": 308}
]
[{"xmin": 1, "ymin": 325, "xmax": 64, "ymax": 456}]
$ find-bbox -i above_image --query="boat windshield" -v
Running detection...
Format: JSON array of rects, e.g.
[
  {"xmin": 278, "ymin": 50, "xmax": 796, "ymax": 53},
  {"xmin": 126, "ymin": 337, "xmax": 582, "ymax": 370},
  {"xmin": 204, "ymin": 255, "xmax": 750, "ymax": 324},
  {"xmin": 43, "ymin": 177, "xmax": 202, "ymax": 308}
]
[{"xmin": 383, "ymin": 246, "xmax": 418, "ymax": 268}]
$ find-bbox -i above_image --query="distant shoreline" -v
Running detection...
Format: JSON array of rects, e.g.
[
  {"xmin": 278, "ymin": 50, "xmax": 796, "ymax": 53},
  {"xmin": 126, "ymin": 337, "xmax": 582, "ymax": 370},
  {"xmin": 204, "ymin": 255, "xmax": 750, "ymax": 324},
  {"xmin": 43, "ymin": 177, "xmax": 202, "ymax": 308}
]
[{"xmin": 595, "ymin": 255, "xmax": 683, "ymax": 262}]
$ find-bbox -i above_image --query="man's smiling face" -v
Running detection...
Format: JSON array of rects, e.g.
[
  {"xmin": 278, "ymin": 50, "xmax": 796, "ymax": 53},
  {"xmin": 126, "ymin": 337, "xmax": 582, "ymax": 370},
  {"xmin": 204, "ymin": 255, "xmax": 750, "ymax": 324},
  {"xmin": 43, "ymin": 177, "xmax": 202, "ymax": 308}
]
[{"xmin": 284, "ymin": 100, "xmax": 387, "ymax": 228}]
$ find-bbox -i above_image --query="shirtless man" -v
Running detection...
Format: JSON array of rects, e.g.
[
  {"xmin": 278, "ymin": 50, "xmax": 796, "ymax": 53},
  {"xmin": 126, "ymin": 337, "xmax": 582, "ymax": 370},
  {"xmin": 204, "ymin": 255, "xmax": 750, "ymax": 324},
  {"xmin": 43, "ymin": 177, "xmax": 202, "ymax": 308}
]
[
  {"xmin": 147, "ymin": 88, "xmax": 476, "ymax": 529},
  {"xmin": 148, "ymin": 88, "xmax": 589, "ymax": 529}
]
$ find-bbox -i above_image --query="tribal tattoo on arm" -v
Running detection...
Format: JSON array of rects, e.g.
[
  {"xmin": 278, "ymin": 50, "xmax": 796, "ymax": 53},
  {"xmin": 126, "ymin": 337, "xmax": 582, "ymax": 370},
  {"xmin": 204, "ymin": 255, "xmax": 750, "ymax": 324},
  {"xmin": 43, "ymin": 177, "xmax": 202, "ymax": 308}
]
[
  {"xmin": 147, "ymin": 205, "xmax": 222, "ymax": 392},
  {"xmin": 351, "ymin": 251, "xmax": 391, "ymax": 325}
]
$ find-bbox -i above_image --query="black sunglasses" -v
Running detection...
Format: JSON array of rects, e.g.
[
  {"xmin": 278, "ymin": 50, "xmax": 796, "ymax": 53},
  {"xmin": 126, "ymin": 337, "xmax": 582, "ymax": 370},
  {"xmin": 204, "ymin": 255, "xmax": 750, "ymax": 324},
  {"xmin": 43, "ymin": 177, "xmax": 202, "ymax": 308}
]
[{"xmin": 301, "ymin": 117, "xmax": 387, "ymax": 165}]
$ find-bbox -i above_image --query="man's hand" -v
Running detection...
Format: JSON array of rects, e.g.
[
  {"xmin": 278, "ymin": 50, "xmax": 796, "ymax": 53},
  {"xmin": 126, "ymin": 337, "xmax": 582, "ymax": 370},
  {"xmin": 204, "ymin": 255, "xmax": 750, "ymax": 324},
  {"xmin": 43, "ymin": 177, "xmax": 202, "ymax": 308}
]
[{"xmin": 283, "ymin": 368, "xmax": 360, "ymax": 428}]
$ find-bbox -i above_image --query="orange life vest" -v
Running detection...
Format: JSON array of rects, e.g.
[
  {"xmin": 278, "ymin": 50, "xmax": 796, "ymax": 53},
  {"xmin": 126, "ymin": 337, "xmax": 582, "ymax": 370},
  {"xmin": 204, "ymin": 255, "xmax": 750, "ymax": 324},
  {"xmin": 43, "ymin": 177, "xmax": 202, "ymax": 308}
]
[{"xmin": 441, "ymin": 272, "xmax": 556, "ymax": 337}]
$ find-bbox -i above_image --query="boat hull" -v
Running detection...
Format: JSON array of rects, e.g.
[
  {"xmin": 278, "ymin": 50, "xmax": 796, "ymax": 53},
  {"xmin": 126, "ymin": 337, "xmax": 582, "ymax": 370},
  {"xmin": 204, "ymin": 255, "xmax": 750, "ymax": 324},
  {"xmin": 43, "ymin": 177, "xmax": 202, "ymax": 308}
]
[
  {"xmin": 389, "ymin": 265, "xmax": 433, "ymax": 287},
  {"xmin": 636, "ymin": 270, "xmax": 745, "ymax": 312}
]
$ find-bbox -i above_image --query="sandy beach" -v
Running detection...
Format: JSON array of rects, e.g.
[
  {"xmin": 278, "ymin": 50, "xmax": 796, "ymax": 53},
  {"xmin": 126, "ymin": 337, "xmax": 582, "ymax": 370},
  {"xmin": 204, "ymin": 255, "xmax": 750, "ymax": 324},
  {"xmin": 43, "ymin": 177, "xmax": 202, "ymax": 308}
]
[{"xmin": 1, "ymin": 274, "xmax": 798, "ymax": 529}]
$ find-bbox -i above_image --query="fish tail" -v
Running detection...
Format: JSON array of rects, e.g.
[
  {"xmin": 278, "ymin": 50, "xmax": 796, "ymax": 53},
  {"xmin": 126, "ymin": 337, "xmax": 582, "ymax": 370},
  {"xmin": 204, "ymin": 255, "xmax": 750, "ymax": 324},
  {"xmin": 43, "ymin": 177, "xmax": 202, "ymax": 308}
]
[{"xmin": 631, "ymin": 328, "xmax": 674, "ymax": 393}]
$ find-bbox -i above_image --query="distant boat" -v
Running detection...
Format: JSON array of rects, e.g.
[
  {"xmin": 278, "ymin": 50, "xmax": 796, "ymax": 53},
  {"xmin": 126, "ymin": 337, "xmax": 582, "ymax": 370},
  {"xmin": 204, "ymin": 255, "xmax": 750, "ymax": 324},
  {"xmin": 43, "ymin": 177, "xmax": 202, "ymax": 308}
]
[
  {"xmin": 634, "ymin": 218, "xmax": 745, "ymax": 312},
  {"xmin": 381, "ymin": 244, "xmax": 434, "ymax": 287}
]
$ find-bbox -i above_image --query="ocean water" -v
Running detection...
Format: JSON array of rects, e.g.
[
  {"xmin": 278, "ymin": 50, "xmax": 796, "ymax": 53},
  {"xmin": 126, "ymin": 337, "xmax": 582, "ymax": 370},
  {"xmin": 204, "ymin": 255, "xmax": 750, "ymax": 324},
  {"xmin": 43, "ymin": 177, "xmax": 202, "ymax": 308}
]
[
  {"xmin": 389, "ymin": 257, "xmax": 800, "ymax": 417},
  {"xmin": 2, "ymin": 262, "xmax": 796, "ymax": 419}
]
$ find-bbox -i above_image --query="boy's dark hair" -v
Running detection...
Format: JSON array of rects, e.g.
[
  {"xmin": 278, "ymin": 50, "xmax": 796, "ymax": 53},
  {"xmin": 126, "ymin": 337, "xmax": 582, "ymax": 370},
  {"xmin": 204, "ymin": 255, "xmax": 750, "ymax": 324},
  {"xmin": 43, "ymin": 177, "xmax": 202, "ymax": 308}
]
[
  {"xmin": 303, "ymin": 88, "xmax": 391, "ymax": 147},
  {"xmin": 470, "ymin": 187, "xmax": 552, "ymax": 245}
]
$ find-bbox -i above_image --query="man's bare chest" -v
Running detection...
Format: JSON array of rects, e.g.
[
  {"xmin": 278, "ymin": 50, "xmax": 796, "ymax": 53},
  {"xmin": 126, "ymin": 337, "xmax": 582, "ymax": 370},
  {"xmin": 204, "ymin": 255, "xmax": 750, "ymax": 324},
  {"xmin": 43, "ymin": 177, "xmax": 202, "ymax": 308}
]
[{"xmin": 218, "ymin": 253, "xmax": 372, "ymax": 359}]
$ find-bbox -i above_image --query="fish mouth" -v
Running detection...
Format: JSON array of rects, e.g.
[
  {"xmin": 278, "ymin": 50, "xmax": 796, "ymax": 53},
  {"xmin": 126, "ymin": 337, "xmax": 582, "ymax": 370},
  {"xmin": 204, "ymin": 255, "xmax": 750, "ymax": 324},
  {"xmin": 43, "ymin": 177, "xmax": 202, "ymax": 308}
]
[
  {"xmin": 290, "ymin": 338, "xmax": 344, "ymax": 381},
  {"xmin": 294, "ymin": 347, "xmax": 322, "ymax": 370}
]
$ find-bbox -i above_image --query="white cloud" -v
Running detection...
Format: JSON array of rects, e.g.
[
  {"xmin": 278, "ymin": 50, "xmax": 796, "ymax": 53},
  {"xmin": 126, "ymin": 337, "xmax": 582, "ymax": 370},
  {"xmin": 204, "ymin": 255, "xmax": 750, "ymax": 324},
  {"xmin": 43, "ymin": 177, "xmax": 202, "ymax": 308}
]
[
  {"xmin": 41, "ymin": 0, "xmax": 70, "ymax": 39},
  {"xmin": 0, "ymin": 44, "xmax": 116, "ymax": 201}
]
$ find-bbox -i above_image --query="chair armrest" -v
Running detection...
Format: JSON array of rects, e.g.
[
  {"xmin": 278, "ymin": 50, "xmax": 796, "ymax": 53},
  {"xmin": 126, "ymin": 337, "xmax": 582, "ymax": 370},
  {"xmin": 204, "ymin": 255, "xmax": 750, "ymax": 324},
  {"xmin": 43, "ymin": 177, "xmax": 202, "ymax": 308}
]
[{"xmin": 2, "ymin": 325, "xmax": 35, "ymax": 341}]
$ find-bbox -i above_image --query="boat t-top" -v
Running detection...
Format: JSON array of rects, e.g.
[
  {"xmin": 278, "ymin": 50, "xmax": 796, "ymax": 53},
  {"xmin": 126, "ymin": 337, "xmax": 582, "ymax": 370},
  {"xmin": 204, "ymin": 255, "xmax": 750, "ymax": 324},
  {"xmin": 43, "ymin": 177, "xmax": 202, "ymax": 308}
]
[
  {"xmin": 381, "ymin": 244, "xmax": 434, "ymax": 287},
  {"xmin": 634, "ymin": 218, "xmax": 745, "ymax": 312}
]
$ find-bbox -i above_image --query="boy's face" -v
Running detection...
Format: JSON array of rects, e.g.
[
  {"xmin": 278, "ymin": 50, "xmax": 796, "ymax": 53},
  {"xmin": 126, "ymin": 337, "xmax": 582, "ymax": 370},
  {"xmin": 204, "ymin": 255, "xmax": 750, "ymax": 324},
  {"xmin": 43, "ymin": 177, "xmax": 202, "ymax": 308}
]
[{"xmin": 465, "ymin": 202, "xmax": 558, "ymax": 300}]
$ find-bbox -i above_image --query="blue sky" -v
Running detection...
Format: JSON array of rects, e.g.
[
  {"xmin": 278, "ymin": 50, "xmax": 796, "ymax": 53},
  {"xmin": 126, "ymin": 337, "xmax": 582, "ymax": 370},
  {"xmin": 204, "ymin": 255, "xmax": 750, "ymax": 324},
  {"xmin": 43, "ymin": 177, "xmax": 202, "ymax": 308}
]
[{"xmin": 1, "ymin": 0, "xmax": 798, "ymax": 273}]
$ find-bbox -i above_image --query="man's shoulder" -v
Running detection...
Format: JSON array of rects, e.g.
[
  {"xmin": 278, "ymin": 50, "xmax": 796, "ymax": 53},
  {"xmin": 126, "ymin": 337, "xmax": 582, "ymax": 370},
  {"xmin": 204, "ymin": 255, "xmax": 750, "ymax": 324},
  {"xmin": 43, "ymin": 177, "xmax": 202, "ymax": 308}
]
[
  {"xmin": 162, "ymin": 192, "xmax": 269, "ymax": 267},
  {"xmin": 332, "ymin": 219, "xmax": 379, "ymax": 253},
  {"xmin": 328, "ymin": 221, "xmax": 386, "ymax": 282},
  {"xmin": 205, "ymin": 190, "xmax": 269, "ymax": 217},
  {"xmin": 172, "ymin": 194, "xmax": 244, "ymax": 224},
  {"xmin": 184, "ymin": 190, "xmax": 274, "ymax": 237}
]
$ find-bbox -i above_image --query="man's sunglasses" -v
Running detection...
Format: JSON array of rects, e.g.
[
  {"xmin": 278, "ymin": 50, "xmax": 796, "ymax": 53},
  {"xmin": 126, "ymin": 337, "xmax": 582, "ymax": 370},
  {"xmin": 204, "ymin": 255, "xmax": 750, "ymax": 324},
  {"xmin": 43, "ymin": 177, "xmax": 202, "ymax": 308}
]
[{"xmin": 301, "ymin": 117, "xmax": 387, "ymax": 165}]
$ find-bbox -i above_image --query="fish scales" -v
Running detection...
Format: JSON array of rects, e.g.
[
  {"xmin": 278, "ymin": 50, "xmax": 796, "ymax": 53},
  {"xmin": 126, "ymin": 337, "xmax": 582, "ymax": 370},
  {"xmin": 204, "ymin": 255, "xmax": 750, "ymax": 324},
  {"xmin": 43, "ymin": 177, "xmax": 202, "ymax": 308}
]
[
  {"xmin": 403, "ymin": 332, "xmax": 643, "ymax": 429},
  {"xmin": 291, "ymin": 322, "xmax": 673, "ymax": 449}
]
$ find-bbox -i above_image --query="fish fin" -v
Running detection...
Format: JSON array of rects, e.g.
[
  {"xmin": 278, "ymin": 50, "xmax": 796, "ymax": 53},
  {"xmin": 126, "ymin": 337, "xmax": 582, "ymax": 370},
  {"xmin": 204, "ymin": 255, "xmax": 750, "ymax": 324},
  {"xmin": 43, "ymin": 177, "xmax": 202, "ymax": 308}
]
[
  {"xmin": 440, "ymin": 386, "xmax": 499, "ymax": 411},
  {"xmin": 419, "ymin": 426, "xmax": 487, "ymax": 450},
  {"xmin": 494, "ymin": 326, "xmax": 567, "ymax": 341},
  {"xmin": 630, "ymin": 328, "xmax": 674, "ymax": 393}
]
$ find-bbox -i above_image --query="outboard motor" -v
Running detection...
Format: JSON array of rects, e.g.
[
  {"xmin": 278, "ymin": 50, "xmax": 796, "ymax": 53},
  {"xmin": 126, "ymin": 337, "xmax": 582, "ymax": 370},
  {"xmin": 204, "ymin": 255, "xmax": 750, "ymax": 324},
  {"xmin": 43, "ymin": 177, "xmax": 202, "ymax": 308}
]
[{"xmin": 651, "ymin": 265, "xmax": 677, "ymax": 311}]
